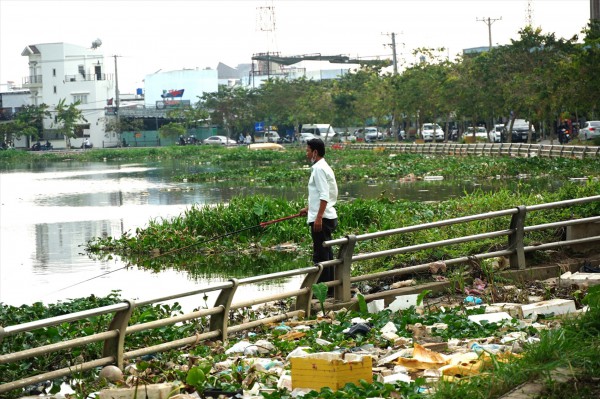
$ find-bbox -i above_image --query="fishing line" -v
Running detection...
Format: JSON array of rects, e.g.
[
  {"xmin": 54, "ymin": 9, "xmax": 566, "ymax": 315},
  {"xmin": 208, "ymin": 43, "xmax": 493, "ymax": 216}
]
[{"xmin": 51, "ymin": 213, "xmax": 303, "ymax": 293}]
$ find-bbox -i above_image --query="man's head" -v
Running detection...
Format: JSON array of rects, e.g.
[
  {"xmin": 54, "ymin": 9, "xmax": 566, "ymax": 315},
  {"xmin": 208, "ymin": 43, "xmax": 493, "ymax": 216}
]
[{"xmin": 306, "ymin": 138, "xmax": 325, "ymax": 158}]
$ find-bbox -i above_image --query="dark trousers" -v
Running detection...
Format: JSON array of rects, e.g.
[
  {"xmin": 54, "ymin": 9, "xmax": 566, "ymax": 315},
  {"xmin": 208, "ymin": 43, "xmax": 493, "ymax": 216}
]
[{"xmin": 310, "ymin": 218, "xmax": 338, "ymax": 283}]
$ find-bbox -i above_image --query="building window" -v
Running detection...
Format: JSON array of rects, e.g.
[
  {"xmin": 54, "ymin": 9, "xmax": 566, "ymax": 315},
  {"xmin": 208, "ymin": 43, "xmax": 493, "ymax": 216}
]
[
  {"xmin": 53, "ymin": 68, "xmax": 56, "ymax": 77},
  {"xmin": 78, "ymin": 65, "xmax": 85, "ymax": 78},
  {"xmin": 53, "ymin": 86, "xmax": 57, "ymax": 94},
  {"xmin": 72, "ymin": 94, "xmax": 88, "ymax": 104}
]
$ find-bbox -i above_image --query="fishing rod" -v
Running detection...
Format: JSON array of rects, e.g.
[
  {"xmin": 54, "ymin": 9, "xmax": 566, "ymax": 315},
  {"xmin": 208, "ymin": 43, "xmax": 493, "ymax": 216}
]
[{"xmin": 53, "ymin": 213, "xmax": 303, "ymax": 293}]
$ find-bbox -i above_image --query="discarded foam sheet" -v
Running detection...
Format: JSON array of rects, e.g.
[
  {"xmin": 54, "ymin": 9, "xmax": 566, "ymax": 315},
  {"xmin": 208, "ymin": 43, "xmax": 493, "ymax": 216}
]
[
  {"xmin": 559, "ymin": 271, "xmax": 600, "ymax": 287},
  {"xmin": 468, "ymin": 312, "xmax": 513, "ymax": 325},
  {"xmin": 521, "ymin": 298, "xmax": 576, "ymax": 318},
  {"xmin": 387, "ymin": 294, "xmax": 419, "ymax": 312},
  {"xmin": 367, "ymin": 299, "xmax": 385, "ymax": 313}
]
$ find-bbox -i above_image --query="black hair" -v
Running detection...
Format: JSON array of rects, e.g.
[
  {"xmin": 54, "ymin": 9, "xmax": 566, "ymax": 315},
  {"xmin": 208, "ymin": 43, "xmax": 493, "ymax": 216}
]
[{"xmin": 307, "ymin": 138, "xmax": 325, "ymax": 157}]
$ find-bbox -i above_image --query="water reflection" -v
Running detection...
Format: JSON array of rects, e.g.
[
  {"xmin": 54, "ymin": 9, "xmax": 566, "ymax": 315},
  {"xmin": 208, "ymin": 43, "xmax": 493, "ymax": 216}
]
[{"xmin": 0, "ymin": 160, "xmax": 558, "ymax": 309}]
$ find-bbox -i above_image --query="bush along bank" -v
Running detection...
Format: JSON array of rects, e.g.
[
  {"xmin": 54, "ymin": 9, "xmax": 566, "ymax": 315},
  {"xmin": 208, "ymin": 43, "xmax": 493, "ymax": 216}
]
[{"xmin": 85, "ymin": 180, "xmax": 600, "ymax": 277}]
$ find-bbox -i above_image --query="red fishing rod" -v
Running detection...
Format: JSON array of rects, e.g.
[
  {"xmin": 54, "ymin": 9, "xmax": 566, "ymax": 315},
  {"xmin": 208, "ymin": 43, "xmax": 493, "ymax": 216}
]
[{"xmin": 54, "ymin": 213, "xmax": 304, "ymax": 292}]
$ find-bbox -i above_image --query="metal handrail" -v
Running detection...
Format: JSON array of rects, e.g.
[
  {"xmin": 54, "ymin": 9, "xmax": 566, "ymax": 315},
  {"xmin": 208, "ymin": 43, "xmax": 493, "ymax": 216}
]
[
  {"xmin": 344, "ymin": 142, "xmax": 600, "ymax": 159},
  {"xmin": 1, "ymin": 195, "xmax": 599, "ymax": 394}
]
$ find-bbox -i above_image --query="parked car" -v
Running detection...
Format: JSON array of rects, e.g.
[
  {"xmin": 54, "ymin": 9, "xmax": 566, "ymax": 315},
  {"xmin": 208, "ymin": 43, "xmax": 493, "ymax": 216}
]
[
  {"xmin": 339, "ymin": 132, "xmax": 358, "ymax": 142},
  {"xmin": 364, "ymin": 127, "xmax": 383, "ymax": 142},
  {"xmin": 299, "ymin": 132, "xmax": 316, "ymax": 144},
  {"xmin": 508, "ymin": 119, "xmax": 537, "ymax": 142},
  {"xmin": 489, "ymin": 124, "xmax": 505, "ymax": 143},
  {"xmin": 580, "ymin": 121, "xmax": 600, "ymax": 140},
  {"xmin": 466, "ymin": 126, "xmax": 489, "ymax": 141},
  {"xmin": 264, "ymin": 131, "xmax": 281, "ymax": 143},
  {"xmin": 203, "ymin": 135, "xmax": 235, "ymax": 146},
  {"xmin": 300, "ymin": 124, "xmax": 338, "ymax": 142},
  {"xmin": 420, "ymin": 123, "xmax": 444, "ymax": 142}
]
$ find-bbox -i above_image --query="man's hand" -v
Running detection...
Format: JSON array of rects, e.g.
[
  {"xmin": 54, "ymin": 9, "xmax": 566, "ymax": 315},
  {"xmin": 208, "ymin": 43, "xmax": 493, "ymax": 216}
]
[
  {"xmin": 299, "ymin": 207, "xmax": 308, "ymax": 216},
  {"xmin": 313, "ymin": 216, "xmax": 323, "ymax": 232}
]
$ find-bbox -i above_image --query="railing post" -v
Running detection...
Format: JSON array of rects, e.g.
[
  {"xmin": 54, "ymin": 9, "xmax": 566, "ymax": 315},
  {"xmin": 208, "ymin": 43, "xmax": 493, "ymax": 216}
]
[
  {"xmin": 295, "ymin": 264, "xmax": 323, "ymax": 317},
  {"xmin": 334, "ymin": 235, "xmax": 357, "ymax": 302},
  {"xmin": 103, "ymin": 299, "xmax": 135, "ymax": 369},
  {"xmin": 209, "ymin": 279, "xmax": 239, "ymax": 342},
  {"xmin": 508, "ymin": 206, "xmax": 527, "ymax": 269}
]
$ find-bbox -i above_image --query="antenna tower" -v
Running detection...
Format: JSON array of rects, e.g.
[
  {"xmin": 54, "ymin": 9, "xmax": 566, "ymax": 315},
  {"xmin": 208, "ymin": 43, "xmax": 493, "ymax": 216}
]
[
  {"xmin": 526, "ymin": 0, "xmax": 534, "ymax": 26},
  {"xmin": 256, "ymin": 1, "xmax": 278, "ymax": 55}
]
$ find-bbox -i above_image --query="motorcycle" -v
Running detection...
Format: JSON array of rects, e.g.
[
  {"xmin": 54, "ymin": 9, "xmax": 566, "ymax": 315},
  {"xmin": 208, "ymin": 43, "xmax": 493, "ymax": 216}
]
[
  {"xmin": 560, "ymin": 127, "xmax": 571, "ymax": 144},
  {"xmin": 31, "ymin": 141, "xmax": 53, "ymax": 151},
  {"xmin": 81, "ymin": 142, "xmax": 93, "ymax": 149}
]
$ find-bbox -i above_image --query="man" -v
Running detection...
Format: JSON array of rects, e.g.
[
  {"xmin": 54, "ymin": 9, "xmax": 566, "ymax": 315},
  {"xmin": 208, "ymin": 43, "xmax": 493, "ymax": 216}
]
[{"xmin": 299, "ymin": 138, "xmax": 338, "ymax": 284}]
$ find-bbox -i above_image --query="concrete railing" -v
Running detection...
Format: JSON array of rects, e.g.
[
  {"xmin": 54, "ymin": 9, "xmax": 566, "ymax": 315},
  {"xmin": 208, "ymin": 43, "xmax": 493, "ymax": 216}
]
[
  {"xmin": 1, "ymin": 195, "xmax": 599, "ymax": 394},
  {"xmin": 345, "ymin": 142, "xmax": 600, "ymax": 159}
]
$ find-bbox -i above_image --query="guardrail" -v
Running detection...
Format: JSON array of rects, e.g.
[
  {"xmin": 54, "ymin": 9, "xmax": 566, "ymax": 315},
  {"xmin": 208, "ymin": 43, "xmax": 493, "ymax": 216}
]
[
  {"xmin": 346, "ymin": 142, "xmax": 600, "ymax": 159},
  {"xmin": 1, "ymin": 195, "xmax": 599, "ymax": 394}
]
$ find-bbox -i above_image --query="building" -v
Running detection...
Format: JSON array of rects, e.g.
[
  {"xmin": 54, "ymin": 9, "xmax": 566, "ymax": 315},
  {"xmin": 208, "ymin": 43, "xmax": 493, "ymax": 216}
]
[
  {"xmin": 0, "ymin": 89, "xmax": 31, "ymax": 147},
  {"xmin": 21, "ymin": 42, "xmax": 114, "ymax": 148},
  {"xmin": 143, "ymin": 68, "xmax": 218, "ymax": 108}
]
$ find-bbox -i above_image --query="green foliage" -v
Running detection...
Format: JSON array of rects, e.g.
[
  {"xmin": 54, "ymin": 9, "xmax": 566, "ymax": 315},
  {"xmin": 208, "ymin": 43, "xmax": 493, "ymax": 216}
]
[
  {"xmin": 357, "ymin": 293, "xmax": 368, "ymax": 314},
  {"xmin": 54, "ymin": 98, "xmax": 87, "ymax": 140},
  {"xmin": 158, "ymin": 122, "xmax": 186, "ymax": 138},
  {"xmin": 312, "ymin": 283, "xmax": 329, "ymax": 315}
]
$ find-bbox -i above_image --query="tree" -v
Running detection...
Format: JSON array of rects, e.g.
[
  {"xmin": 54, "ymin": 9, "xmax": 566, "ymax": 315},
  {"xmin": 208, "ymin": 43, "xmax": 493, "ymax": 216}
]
[
  {"xmin": 10, "ymin": 104, "xmax": 51, "ymax": 143},
  {"xmin": 105, "ymin": 117, "xmax": 144, "ymax": 146},
  {"xmin": 158, "ymin": 122, "xmax": 186, "ymax": 140},
  {"xmin": 54, "ymin": 99, "xmax": 87, "ymax": 148},
  {"xmin": 200, "ymin": 86, "xmax": 255, "ymax": 137}
]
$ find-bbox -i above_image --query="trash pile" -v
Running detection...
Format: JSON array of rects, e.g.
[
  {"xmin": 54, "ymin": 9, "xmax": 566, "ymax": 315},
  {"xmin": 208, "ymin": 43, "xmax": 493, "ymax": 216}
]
[
  {"xmin": 91, "ymin": 257, "xmax": 600, "ymax": 399},
  {"xmin": 93, "ymin": 287, "xmax": 587, "ymax": 399}
]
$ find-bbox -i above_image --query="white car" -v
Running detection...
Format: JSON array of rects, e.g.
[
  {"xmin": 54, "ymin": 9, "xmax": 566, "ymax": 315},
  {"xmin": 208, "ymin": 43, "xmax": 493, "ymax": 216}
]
[
  {"xmin": 203, "ymin": 135, "xmax": 235, "ymax": 146},
  {"xmin": 580, "ymin": 121, "xmax": 600, "ymax": 140},
  {"xmin": 264, "ymin": 131, "xmax": 281, "ymax": 143},
  {"xmin": 299, "ymin": 132, "xmax": 316, "ymax": 143},
  {"xmin": 364, "ymin": 127, "xmax": 383, "ymax": 142},
  {"xmin": 420, "ymin": 123, "xmax": 444, "ymax": 142},
  {"xmin": 489, "ymin": 124, "xmax": 505, "ymax": 143},
  {"xmin": 466, "ymin": 126, "xmax": 489, "ymax": 141}
]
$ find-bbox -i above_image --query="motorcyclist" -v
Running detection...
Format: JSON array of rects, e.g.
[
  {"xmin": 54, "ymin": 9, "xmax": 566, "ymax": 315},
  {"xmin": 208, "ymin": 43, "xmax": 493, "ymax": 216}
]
[{"xmin": 558, "ymin": 120, "xmax": 570, "ymax": 144}]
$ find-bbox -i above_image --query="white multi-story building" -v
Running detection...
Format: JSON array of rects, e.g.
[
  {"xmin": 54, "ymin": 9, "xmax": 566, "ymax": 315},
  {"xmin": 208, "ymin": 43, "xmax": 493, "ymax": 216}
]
[{"xmin": 21, "ymin": 42, "xmax": 115, "ymax": 148}]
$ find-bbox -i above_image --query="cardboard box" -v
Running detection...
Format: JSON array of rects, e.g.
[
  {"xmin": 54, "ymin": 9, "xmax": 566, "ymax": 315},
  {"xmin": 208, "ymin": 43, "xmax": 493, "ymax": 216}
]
[{"xmin": 291, "ymin": 353, "xmax": 373, "ymax": 390}]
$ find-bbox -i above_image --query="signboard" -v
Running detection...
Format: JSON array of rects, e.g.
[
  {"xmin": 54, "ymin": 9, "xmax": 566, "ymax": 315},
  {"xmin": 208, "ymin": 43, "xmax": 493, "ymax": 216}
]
[{"xmin": 254, "ymin": 121, "xmax": 265, "ymax": 132}]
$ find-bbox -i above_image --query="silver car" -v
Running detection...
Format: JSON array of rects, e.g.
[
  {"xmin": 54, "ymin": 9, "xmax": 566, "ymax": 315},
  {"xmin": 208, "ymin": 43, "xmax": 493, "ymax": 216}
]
[
  {"xmin": 580, "ymin": 121, "xmax": 600, "ymax": 140},
  {"xmin": 203, "ymin": 135, "xmax": 235, "ymax": 146}
]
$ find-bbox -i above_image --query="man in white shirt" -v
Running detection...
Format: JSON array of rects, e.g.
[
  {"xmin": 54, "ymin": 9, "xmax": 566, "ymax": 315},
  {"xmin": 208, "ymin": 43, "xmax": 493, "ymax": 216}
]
[{"xmin": 299, "ymin": 138, "xmax": 338, "ymax": 284}]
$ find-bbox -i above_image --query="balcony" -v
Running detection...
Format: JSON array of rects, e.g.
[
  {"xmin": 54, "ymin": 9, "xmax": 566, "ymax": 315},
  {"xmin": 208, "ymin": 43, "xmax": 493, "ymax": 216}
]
[
  {"xmin": 22, "ymin": 75, "xmax": 42, "ymax": 87},
  {"xmin": 65, "ymin": 73, "xmax": 112, "ymax": 82}
]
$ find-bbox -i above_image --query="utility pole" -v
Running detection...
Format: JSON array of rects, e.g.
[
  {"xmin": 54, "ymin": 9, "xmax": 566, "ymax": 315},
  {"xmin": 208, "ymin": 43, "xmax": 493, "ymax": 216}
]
[
  {"xmin": 477, "ymin": 16, "xmax": 502, "ymax": 50},
  {"xmin": 113, "ymin": 55, "xmax": 121, "ymax": 145},
  {"xmin": 383, "ymin": 32, "xmax": 400, "ymax": 75},
  {"xmin": 383, "ymin": 32, "xmax": 401, "ymax": 141},
  {"xmin": 113, "ymin": 55, "xmax": 120, "ymax": 111}
]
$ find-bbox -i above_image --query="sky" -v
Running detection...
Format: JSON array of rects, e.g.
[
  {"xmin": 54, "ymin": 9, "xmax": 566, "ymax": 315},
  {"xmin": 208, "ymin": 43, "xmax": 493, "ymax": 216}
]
[{"xmin": 0, "ymin": 0, "xmax": 593, "ymax": 93}]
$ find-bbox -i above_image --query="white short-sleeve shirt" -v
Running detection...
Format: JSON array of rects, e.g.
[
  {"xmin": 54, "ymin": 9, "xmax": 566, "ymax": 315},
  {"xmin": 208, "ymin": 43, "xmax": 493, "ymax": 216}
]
[{"xmin": 307, "ymin": 158, "xmax": 338, "ymax": 223}]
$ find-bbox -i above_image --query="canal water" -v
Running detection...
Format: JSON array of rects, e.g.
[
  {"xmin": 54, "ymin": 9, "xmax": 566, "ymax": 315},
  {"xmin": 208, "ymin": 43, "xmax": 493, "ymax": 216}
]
[{"xmin": 0, "ymin": 160, "xmax": 519, "ymax": 309}]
